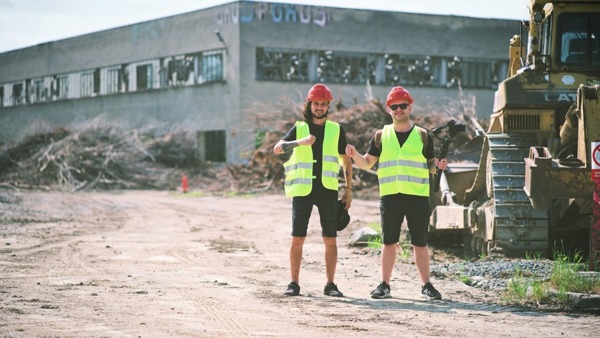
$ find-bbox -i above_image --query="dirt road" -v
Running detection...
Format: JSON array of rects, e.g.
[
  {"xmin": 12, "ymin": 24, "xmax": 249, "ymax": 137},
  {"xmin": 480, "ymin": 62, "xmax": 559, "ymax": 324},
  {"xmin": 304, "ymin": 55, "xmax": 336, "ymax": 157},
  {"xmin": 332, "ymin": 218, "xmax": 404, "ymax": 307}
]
[{"xmin": 1, "ymin": 190, "xmax": 598, "ymax": 337}]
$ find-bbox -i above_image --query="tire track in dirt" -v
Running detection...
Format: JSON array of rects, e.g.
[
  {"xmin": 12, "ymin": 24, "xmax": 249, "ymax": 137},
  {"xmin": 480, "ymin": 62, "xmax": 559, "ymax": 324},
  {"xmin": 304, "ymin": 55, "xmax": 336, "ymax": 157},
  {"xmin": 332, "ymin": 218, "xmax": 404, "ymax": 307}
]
[
  {"xmin": 135, "ymin": 195, "xmax": 555, "ymax": 333},
  {"xmin": 117, "ymin": 196, "xmax": 260, "ymax": 336},
  {"xmin": 57, "ymin": 240, "xmax": 101, "ymax": 275},
  {"xmin": 5, "ymin": 191, "xmax": 597, "ymax": 337},
  {"xmin": 193, "ymin": 294, "xmax": 251, "ymax": 336}
]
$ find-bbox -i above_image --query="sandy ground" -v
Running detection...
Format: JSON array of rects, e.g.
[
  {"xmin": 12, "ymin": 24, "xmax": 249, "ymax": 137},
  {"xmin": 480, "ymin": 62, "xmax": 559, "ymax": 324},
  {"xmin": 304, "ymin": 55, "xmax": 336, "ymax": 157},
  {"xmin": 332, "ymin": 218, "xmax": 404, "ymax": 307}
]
[{"xmin": 1, "ymin": 190, "xmax": 599, "ymax": 337}]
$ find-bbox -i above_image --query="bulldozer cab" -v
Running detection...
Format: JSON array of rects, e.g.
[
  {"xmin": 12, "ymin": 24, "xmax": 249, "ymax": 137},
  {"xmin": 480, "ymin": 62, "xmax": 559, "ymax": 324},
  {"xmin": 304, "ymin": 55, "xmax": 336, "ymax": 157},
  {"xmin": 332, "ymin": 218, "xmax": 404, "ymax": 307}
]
[{"xmin": 534, "ymin": 1, "xmax": 600, "ymax": 71}]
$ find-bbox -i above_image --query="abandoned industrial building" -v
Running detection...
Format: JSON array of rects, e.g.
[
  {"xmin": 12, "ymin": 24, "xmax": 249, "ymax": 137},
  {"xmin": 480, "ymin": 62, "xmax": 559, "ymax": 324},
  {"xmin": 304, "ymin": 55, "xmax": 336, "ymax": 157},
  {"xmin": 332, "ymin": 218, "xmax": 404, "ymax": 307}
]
[{"xmin": 0, "ymin": 1, "xmax": 520, "ymax": 163}]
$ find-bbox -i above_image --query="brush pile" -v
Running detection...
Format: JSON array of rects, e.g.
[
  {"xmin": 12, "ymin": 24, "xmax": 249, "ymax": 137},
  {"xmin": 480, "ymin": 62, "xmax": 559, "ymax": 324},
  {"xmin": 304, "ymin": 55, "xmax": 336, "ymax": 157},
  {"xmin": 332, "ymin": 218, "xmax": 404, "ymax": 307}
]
[
  {"xmin": 234, "ymin": 89, "xmax": 485, "ymax": 195},
  {"xmin": 0, "ymin": 90, "xmax": 485, "ymax": 194},
  {"xmin": 0, "ymin": 119, "xmax": 211, "ymax": 191}
]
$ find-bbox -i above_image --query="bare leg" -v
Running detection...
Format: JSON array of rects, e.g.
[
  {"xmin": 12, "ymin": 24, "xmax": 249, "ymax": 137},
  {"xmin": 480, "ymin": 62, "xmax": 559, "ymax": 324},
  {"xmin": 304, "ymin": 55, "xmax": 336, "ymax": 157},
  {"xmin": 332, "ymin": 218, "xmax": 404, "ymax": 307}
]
[
  {"xmin": 381, "ymin": 243, "xmax": 398, "ymax": 283},
  {"xmin": 290, "ymin": 236, "xmax": 306, "ymax": 283},
  {"xmin": 413, "ymin": 245, "xmax": 430, "ymax": 284},
  {"xmin": 323, "ymin": 236, "xmax": 337, "ymax": 283}
]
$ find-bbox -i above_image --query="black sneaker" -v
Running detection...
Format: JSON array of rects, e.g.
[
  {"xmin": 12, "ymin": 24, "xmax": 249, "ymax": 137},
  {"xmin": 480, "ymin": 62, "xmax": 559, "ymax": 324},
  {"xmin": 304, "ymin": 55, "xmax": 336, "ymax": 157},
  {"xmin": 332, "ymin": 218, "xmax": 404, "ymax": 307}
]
[
  {"xmin": 323, "ymin": 282, "xmax": 344, "ymax": 297},
  {"xmin": 421, "ymin": 282, "xmax": 442, "ymax": 300},
  {"xmin": 284, "ymin": 281, "xmax": 300, "ymax": 296},
  {"xmin": 370, "ymin": 282, "xmax": 391, "ymax": 299}
]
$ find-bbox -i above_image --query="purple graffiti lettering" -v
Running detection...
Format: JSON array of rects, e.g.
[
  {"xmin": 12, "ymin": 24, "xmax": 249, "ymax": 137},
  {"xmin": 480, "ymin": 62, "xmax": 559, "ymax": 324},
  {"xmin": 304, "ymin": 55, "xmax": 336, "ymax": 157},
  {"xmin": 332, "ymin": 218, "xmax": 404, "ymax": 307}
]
[
  {"xmin": 299, "ymin": 5, "xmax": 311, "ymax": 24},
  {"xmin": 313, "ymin": 7, "xmax": 327, "ymax": 28}
]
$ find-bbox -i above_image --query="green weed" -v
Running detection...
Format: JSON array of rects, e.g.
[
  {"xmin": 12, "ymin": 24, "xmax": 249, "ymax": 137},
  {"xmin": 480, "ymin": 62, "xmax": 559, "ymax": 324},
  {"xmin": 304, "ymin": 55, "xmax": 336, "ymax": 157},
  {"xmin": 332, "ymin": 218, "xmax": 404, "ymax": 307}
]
[
  {"xmin": 504, "ymin": 268, "xmax": 528, "ymax": 302},
  {"xmin": 367, "ymin": 236, "xmax": 382, "ymax": 249},
  {"xmin": 460, "ymin": 275, "xmax": 473, "ymax": 285},
  {"xmin": 525, "ymin": 250, "xmax": 543, "ymax": 260},
  {"xmin": 501, "ymin": 247, "xmax": 600, "ymax": 308},
  {"xmin": 551, "ymin": 250, "xmax": 597, "ymax": 294}
]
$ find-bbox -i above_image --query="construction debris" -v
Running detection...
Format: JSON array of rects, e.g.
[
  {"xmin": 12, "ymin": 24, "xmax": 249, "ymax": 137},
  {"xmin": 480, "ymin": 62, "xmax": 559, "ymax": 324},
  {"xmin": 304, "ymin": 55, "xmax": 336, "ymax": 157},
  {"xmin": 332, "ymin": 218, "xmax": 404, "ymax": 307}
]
[{"xmin": 0, "ymin": 92, "xmax": 486, "ymax": 194}]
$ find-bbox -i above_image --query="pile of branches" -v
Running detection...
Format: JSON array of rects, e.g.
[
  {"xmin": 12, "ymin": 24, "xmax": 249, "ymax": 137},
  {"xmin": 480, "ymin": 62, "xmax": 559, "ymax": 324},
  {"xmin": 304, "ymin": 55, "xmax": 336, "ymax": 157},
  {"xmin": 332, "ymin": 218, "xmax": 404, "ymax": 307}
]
[
  {"xmin": 0, "ymin": 120, "xmax": 210, "ymax": 191},
  {"xmin": 223, "ymin": 97, "xmax": 298, "ymax": 194},
  {"xmin": 0, "ymin": 89, "xmax": 486, "ymax": 194},
  {"xmin": 230, "ymin": 88, "xmax": 486, "ymax": 195}
]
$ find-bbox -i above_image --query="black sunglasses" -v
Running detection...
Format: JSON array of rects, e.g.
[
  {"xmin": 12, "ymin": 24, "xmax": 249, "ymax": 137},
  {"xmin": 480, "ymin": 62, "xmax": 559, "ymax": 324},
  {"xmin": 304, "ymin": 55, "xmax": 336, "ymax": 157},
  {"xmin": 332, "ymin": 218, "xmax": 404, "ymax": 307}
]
[{"xmin": 390, "ymin": 103, "xmax": 410, "ymax": 110}]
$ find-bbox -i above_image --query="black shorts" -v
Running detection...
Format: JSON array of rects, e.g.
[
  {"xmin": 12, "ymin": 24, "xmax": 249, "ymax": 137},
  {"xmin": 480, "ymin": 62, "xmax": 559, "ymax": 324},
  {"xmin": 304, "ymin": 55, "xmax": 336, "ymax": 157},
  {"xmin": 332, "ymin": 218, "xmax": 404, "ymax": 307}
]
[
  {"xmin": 291, "ymin": 194, "xmax": 338, "ymax": 238},
  {"xmin": 379, "ymin": 194, "xmax": 430, "ymax": 246}
]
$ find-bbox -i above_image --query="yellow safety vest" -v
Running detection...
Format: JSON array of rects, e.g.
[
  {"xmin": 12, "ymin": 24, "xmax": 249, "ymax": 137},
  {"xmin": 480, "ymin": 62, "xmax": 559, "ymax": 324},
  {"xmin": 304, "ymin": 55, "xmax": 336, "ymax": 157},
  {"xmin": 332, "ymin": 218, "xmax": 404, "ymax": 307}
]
[
  {"xmin": 377, "ymin": 124, "xmax": 429, "ymax": 197},
  {"xmin": 283, "ymin": 121, "xmax": 341, "ymax": 197}
]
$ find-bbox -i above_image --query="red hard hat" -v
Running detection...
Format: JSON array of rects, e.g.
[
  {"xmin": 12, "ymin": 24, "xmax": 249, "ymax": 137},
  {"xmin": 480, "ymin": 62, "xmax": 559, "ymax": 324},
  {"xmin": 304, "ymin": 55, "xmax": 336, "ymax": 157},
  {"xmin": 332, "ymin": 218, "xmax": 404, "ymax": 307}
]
[
  {"xmin": 306, "ymin": 83, "xmax": 333, "ymax": 101},
  {"xmin": 386, "ymin": 86, "xmax": 413, "ymax": 107}
]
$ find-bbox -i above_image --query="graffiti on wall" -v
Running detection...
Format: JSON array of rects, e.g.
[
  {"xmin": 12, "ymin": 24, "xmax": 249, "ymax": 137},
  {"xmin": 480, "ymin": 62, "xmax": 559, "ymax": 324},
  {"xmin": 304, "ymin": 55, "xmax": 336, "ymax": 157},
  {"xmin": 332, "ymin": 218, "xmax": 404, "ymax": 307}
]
[{"xmin": 215, "ymin": 2, "xmax": 331, "ymax": 28}]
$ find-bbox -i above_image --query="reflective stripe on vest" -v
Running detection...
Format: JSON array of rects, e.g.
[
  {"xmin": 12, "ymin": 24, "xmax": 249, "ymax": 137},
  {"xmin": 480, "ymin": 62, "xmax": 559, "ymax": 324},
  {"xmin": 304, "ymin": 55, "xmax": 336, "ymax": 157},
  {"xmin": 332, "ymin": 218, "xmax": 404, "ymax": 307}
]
[
  {"xmin": 283, "ymin": 121, "xmax": 341, "ymax": 197},
  {"xmin": 319, "ymin": 122, "xmax": 341, "ymax": 190},
  {"xmin": 377, "ymin": 124, "xmax": 429, "ymax": 197}
]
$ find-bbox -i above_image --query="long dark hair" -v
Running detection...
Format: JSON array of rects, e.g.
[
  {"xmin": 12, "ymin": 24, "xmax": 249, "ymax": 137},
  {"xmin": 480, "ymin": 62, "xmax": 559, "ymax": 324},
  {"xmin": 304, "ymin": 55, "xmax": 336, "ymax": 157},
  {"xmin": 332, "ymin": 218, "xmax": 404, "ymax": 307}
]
[{"xmin": 302, "ymin": 101, "xmax": 330, "ymax": 122}]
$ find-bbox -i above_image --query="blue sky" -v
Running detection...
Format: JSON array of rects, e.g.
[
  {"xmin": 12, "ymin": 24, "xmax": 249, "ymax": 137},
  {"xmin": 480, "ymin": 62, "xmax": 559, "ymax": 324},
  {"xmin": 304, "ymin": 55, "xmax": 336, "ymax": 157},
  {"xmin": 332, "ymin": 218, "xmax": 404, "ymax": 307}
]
[{"xmin": 0, "ymin": 0, "xmax": 530, "ymax": 53}]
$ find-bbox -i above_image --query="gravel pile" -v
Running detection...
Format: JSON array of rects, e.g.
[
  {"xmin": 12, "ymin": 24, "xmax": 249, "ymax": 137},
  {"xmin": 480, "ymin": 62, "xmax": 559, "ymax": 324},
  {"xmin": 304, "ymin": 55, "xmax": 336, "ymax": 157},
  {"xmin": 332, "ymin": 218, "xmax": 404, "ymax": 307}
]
[{"xmin": 431, "ymin": 256, "xmax": 554, "ymax": 290}]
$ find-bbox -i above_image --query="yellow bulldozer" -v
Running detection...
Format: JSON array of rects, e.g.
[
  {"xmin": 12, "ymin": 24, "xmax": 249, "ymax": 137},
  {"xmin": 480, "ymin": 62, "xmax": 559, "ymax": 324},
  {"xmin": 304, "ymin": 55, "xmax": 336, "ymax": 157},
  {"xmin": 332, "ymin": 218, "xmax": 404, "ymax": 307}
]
[{"xmin": 430, "ymin": 0, "xmax": 600, "ymax": 259}]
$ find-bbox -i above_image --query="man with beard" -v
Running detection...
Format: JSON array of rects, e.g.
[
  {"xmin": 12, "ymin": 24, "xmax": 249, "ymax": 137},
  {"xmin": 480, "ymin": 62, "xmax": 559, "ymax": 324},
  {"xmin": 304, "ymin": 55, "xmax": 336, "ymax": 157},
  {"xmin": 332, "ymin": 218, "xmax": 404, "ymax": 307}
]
[
  {"xmin": 273, "ymin": 83, "xmax": 352, "ymax": 297},
  {"xmin": 345, "ymin": 86, "xmax": 447, "ymax": 300}
]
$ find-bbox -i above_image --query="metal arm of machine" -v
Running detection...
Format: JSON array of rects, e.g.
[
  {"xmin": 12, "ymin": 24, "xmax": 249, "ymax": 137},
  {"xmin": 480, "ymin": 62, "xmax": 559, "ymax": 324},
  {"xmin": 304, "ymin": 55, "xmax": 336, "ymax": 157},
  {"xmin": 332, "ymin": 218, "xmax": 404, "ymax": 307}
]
[{"xmin": 432, "ymin": 120, "xmax": 466, "ymax": 192}]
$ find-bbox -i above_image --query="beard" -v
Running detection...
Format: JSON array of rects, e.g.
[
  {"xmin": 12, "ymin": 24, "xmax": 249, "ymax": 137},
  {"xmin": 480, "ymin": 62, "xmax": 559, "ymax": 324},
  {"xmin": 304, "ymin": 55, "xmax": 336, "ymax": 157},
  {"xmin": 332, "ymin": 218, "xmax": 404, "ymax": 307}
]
[{"xmin": 312, "ymin": 111, "xmax": 328, "ymax": 119}]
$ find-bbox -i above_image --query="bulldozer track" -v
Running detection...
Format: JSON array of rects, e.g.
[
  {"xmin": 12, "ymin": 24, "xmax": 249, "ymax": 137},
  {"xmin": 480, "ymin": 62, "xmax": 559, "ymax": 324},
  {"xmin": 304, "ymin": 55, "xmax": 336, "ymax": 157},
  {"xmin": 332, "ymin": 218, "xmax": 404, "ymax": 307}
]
[{"xmin": 483, "ymin": 134, "xmax": 549, "ymax": 256}]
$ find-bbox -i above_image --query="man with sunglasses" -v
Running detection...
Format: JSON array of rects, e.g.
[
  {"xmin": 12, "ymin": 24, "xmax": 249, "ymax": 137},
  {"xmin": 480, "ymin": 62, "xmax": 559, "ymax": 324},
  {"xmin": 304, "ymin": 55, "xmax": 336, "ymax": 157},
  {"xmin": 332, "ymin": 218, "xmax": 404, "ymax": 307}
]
[
  {"xmin": 274, "ymin": 83, "xmax": 353, "ymax": 297},
  {"xmin": 345, "ymin": 86, "xmax": 447, "ymax": 300}
]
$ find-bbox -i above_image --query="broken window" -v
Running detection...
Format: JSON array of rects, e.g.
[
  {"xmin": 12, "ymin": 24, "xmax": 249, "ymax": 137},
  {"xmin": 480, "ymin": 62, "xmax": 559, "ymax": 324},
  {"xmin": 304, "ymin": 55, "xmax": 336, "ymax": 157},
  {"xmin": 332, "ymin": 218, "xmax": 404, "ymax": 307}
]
[
  {"xmin": 56, "ymin": 75, "xmax": 69, "ymax": 99},
  {"xmin": 446, "ymin": 56, "xmax": 462, "ymax": 87},
  {"xmin": 256, "ymin": 48, "xmax": 308, "ymax": 81},
  {"xmin": 80, "ymin": 71, "xmax": 94, "ymax": 97},
  {"xmin": 32, "ymin": 79, "xmax": 44, "ymax": 102},
  {"xmin": 168, "ymin": 55, "xmax": 195, "ymax": 86},
  {"xmin": 105, "ymin": 67, "xmax": 120, "ymax": 94},
  {"xmin": 447, "ymin": 57, "xmax": 496, "ymax": 88},
  {"xmin": 136, "ymin": 64, "xmax": 152, "ymax": 91},
  {"xmin": 25, "ymin": 80, "xmax": 31, "ymax": 104},
  {"xmin": 0, "ymin": 49, "xmax": 226, "ymax": 109},
  {"xmin": 317, "ymin": 51, "xmax": 368, "ymax": 84},
  {"xmin": 11, "ymin": 83, "xmax": 23, "ymax": 105},
  {"xmin": 93, "ymin": 69, "xmax": 100, "ymax": 95},
  {"xmin": 202, "ymin": 52, "xmax": 224, "ymax": 83},
  {"xmin": 119, "ymin": 64, "xmax": 130, "ymax": 92},
  {"xmin": 464, "ymin": 61, "xmax": 492, "ymax": 88},
  {"xmin": 384, "ymin": 54, "xmax": 434, "ymax": 87}
]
